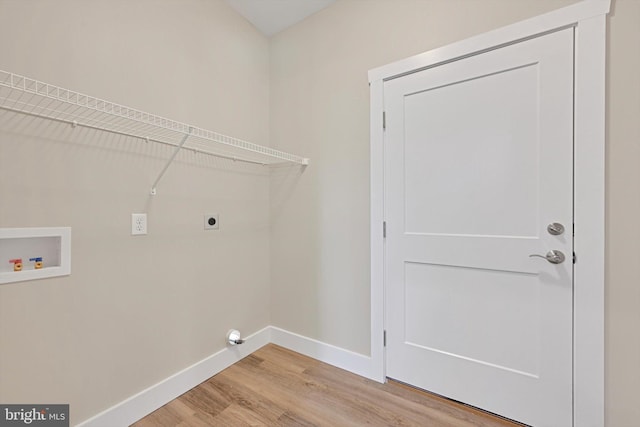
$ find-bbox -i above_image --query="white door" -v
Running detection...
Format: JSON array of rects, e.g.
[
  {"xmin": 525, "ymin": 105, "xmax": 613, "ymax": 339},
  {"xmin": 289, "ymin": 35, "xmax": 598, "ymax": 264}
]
[{"xmin": 384, "ymin": 29, "xmax": 574, "ymax": 427}]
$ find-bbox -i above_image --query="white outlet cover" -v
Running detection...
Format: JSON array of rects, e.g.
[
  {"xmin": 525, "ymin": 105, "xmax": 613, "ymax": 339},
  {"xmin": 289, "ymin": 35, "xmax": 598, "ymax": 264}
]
[
  {"xmin": 204, "ymin": 214, "xmax": 219, "ymax": 230},
  {"xmin": 132, "ymin": 213, "xmax": 147, "ymax": 235}
]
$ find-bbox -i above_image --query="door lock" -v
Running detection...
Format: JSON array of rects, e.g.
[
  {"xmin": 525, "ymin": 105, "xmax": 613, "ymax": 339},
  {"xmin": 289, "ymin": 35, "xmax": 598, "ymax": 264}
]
[
  {"xmin": 529, "ymin": 250, "xmax": 565, "ymax": 264},
  {"xmin": 547, "ymin": 222, "xmax": 565, "ymax": 236}
]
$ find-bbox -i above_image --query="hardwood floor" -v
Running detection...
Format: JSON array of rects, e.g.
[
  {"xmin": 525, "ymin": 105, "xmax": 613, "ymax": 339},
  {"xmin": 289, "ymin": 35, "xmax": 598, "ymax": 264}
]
[{"xmin": 132, "ymin": 344, "xmax": 522, "ymax": 426}]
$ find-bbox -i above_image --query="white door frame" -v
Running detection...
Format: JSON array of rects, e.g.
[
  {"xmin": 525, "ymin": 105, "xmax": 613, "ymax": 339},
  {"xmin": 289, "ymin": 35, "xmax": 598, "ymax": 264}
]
[{"xmin": 368, "ymin": 1, "xmax": 610, "ymax": 426}]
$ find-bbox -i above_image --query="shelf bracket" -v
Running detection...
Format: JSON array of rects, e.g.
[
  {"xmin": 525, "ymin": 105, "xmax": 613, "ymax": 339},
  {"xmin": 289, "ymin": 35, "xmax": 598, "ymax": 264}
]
[{"xmin": 150, "ymin": 127, "xmax": 193, "ymax": 195}]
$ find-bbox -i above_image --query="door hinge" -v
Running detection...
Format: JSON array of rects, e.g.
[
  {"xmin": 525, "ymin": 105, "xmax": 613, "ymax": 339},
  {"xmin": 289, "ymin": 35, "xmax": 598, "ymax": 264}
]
[
  {"xmin": 383, "ymin": 221, "xmax": 387, "ymax": 238},
  {"xmin": 573, "ymin": 252, "xmax": 577, "ymax": 264},
  {"xmin": 383, "ymin": 330, "xmax": 387, "ymax": 347},
  {"xmin": 383, "ymin": 111, "xmax": 386, "ymax": 130}
]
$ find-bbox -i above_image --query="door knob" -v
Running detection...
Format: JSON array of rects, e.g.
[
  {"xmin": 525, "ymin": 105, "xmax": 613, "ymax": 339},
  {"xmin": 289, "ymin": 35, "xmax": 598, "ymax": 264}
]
[
  {"xmin": 547, "ymin": 223, "xmax": 565, "ymax": 236},
  {"xmin": 529, "ymin": 250, "xmax": 565, "ymax": 264}
]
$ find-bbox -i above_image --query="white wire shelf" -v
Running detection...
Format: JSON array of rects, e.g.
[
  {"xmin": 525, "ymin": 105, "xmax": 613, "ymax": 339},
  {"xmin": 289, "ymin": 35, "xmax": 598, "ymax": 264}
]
[{"xmin": 0, "ymin": 69, "xmax": 309, "ymax": 191}]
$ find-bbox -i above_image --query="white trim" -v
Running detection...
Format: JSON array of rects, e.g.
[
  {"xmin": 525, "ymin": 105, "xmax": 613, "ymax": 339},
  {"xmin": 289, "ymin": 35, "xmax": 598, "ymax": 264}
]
[
  {"xmin": 76, "ymin": 327, "xmax": 272, "ymax": 427},
  {"xmin": 369, "ymin": 78, "xmax": 387, "ymax": 384},
  {"xmin": 368, "ymin": 1, "xmax": 609, "ymax": 426},
  {"xmin": 572, "ymin": 14, "xmax": 607, "ymax": 427},
  {"xmin": 75, "ymin": 326, "xmax": 382, "ymax": 426},
  {"xmin": 368, "ymin": 0, "xmax": 610, "ymax": 83},
  {"xmin": 270, "ymin": 326, "xmax": 378, "ymax": 381}
]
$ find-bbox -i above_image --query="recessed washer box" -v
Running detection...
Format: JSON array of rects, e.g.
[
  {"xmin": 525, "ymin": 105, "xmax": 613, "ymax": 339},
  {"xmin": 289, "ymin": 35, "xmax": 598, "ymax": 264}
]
[{"xmin": 0, "ymin": 227, "xmax": 71, "ymax": 285}]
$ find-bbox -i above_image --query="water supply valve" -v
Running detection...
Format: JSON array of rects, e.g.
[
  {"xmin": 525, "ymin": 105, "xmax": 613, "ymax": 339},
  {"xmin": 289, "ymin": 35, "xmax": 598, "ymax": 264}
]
[
  {"xmin": 9, "ymin": 259, "xmax": 22, "ymax": 271},
  {"xmin": 29, "ymin": 257, "xmax": 43, "ymax": 269}
]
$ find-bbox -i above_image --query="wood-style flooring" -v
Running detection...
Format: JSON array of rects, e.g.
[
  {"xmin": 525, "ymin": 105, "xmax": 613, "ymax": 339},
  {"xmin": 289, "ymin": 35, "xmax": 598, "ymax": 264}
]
[{"xmin": 132, "ymin": 344, "xmax": 522, "ymax": 426}]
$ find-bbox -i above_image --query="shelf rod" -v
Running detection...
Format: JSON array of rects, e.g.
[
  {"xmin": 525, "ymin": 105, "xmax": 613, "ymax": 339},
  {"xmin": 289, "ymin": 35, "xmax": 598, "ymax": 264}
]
[
  {"xmin": 1, "ymin": 69, "xmax": 309, "ymax": 166},
  {"xmin": 0, "ymin": 104, "xmax": 272, "ymax": 166},
  {"xmin": 150, "ymin": 127, "xmax": 193, "ymax": 195}
]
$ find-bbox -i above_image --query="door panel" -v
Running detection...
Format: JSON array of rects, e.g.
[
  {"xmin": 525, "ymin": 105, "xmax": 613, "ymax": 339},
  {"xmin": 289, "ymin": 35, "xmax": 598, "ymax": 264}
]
[
  {"xmin": 404, "ymin": 64, "xmax": 539, "ymax": 237},
  {"xmin": 404, "ymin": 262, "xmax": 540, "ymax": 376},
  {"xmin": 384, "ymin": 28, "xmax": 574, "ymax": 427}
]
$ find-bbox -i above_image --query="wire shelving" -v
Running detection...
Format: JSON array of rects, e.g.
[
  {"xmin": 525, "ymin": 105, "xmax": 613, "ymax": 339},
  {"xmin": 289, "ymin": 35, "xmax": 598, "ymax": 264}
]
[{"xmin": 0, "ymin": 69, "xmax": 309, "ymax": 194}]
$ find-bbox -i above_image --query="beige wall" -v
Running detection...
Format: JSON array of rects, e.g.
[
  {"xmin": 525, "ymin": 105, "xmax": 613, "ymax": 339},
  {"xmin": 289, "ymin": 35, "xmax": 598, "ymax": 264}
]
[
  {"xmin": 0, "ymin": 0, "xmax": 271, "ymax": 425},
  {"xmin": 270, "ymin": 0, "xmax": 640, "ymax": 425},
  {"xmin": 605, "ymin": 0, "xmax": 640, "ymax": 424}
]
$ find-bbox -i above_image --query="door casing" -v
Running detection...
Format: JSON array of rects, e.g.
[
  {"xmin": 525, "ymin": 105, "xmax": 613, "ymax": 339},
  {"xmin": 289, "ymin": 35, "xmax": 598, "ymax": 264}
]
[{"xmin": 368, "ymin": 1, "xmax": 610, "ymax": 425}]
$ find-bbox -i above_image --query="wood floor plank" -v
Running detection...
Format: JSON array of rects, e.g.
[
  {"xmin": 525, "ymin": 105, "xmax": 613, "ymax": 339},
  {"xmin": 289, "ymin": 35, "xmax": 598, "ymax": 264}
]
[
  {"xmin": 203, "ymin": 374, "xmax": 287, "ymax": 424},
  {"xmin": 215, "ymin": 367, "xmax": 346, "ymax": 426},
  {"xmin": 132, "ymin": 344, "xmax": 523, "ymax": 427}
]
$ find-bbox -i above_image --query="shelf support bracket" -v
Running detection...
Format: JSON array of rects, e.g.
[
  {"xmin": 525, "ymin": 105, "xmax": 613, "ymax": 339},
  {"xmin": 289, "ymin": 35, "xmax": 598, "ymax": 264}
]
[{"xmin": 150, "ymin": 127, "xmax": 193, "ymax": 195}]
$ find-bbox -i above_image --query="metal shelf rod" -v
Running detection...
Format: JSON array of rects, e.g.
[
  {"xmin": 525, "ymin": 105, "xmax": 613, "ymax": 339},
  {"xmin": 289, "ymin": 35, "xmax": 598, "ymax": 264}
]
[
  {"xmin": 0, "ymin": 104, "xmax": 270, "ymax": 166},
  {"xmin": 150, "ymin": 128, "xmax": 192, "ymax": 195},
  {"xmin": 0, "ymin": 69, "xmax": 309, "ymax": 168}
]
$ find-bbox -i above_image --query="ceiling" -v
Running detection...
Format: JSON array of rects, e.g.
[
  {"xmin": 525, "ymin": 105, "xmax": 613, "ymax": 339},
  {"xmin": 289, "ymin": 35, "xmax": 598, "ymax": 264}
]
[{"xmin": 224, "ymin": 0, "xmax": 337, "ymax": 37}]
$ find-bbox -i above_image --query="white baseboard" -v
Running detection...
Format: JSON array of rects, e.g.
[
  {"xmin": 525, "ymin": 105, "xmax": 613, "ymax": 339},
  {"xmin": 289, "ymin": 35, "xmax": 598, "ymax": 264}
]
[
  {"xmin": 270, "ymin": 326, "xmax": 378, "ymax": 381},
  {"xmin": 76, "ymin": 326, "xmax": 377, "ymax": 427},
  {"xmin": 76, "ymin": 327, "xmax": 271, "ymax": 427}
]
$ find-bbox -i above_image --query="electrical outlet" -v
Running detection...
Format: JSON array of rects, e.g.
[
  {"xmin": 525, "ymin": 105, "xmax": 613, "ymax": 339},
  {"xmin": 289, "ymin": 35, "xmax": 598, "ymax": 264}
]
[
  {"xmin": 204, "ymin": 214, "xmax": 219, "ymax": 230},
  {"xmin": 132, "ymin": 213, "xmax": 147, "ymax": 235}
]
